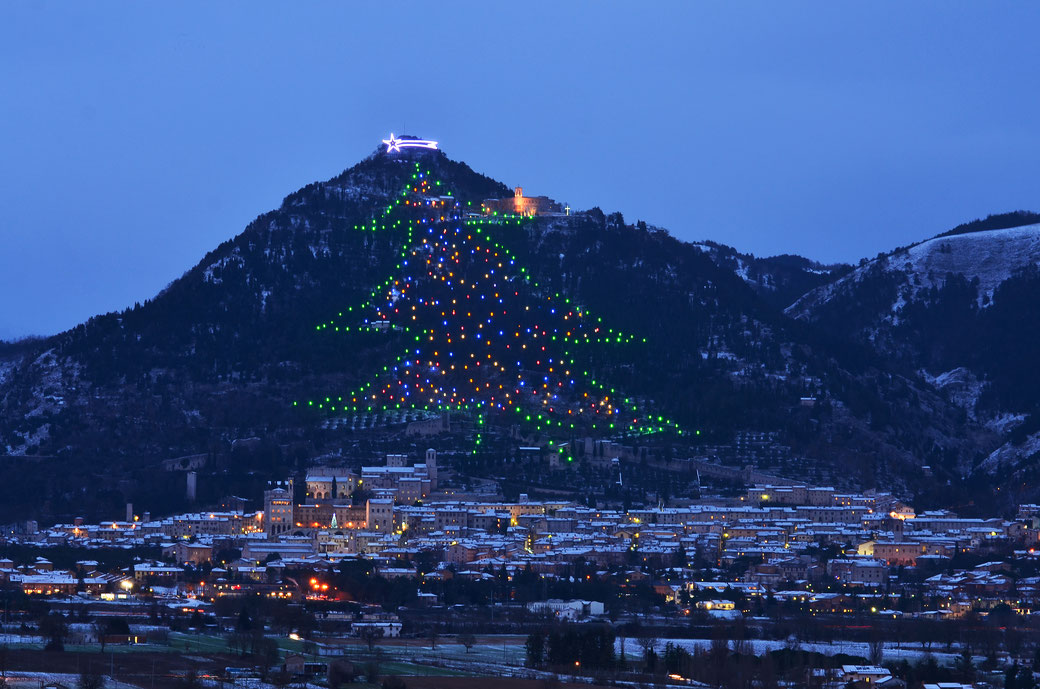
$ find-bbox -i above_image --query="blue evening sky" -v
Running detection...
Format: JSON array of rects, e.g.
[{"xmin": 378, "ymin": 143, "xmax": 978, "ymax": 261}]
[{"xmin": 2, "ymin": 3, "xmax": 1039, "ymax": 339}]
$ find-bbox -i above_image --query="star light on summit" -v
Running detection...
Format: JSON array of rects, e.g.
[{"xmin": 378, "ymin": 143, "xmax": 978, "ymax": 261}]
[{"xmin": 382, "ymin": 133, "xmax": 439, "ymax": 153}]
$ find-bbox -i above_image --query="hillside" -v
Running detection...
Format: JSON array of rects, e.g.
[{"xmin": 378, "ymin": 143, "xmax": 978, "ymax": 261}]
[
  {"xmin": 788, "ymin": 223, "xmax": 1040, "ymax": 320},
  {"xmin": 788, "ymin": 221, "xmax": 1040, "ymax": 507},
  {"xmin": 691, "ymin": 241, "xmax": 850, "ymax": 310},
  {"xmin": 0, "ymin": 141, "xmax": 1014, "ymax": 522}
]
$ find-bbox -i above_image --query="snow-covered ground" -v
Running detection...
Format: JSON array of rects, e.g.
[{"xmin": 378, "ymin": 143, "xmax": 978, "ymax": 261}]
[
  {"xmin": 921, "ymin": 367, "xmax": 985, "ymax": 419},
  {"xmin": 625, "ymin": 637, "xmax": 967, "ymax": 666},
  {"xmin": 0, "ymin": 356, "xmax": 19, "ymax": 386},
  {"xmin": 980, "ymin": 430, "xmax": 1040, "ymax": 474},
  {"xmin": 5, "ymin": 673, "xmax": 139, "ymax": 689},
  {"xmin": 788, "ymin": 223, "xmax": 1040, "ymax": 319},
  {"xmin": 893, "ymin": 224, "xmax": 1040, "ymax": 306}
]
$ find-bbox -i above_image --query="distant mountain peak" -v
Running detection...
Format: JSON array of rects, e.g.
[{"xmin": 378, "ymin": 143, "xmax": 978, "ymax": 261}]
[
  {"xmin": 934, "ymin": 210, "xmax": 1040, "ymax": 240},
  {"xmin": 3, "ymin": 138, "xmax": 1036, "ymax": 520},
  {"xmin": 787, "ymin": 221, "xmax": 1040, "ymax": 320}
]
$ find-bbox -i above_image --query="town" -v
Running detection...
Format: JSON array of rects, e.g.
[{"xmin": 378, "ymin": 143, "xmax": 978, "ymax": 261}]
[{"xmin": 1, "ymin": 446, "xmax": 1039, "ymax": 689}]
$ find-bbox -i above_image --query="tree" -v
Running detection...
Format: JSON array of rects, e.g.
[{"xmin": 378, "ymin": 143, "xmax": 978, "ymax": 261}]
[
  {"xmin": 868, "ymin": 637, "xmax": 885, "ymax": 666},
  {"xmin": 954, "ymin": 648, "xmax": 975, "ymax": 683},
  {"xmin": 427, "ymin": 627, "xmax": 439, "ymax": 650},
  {"xmin": 327, "ymin": 660, "xmax": 355, "ymax": 689},
  {"xmin": 77, "ymin": 670, "xmax": 105, "ymax": 689},
  {"xmin": 93, "ymin": 621, "xmax": 107, "ymax": 653},
  {"xmin": 1006, "ymin": 626, "xmax": 1025, "ymax": 659},
  {"xmin": 268, "ymin": 670, "xmax": 290, "ymax": 689},
  {"xmin": 179, "ymin": 669, "xmax": 202, "ymax": 689},
  {"xmin": 254, "ymin": 637, "xmax": 280, "ymax": 679},
  {"xmin": 458, "ymin": 632, "xmax": 476, "ymax": 653},
  {"xmin": 526, "ymin": 631, "xmax": 546, "ymax": 667},
  {"xmin": 351, "ymin": 487, "xmax": 373, "ymax": 506},
  {"xmin": 636, "ymin": 631, "xmax": 659, "ymax": 673},
  {"xmin": 364, "ymin": 660, "xmax": 380, "ymax": 684},
  {"xmin": 39, "ymin": 613, "xmax": 69, "ymax": 652},
  {"xmin": 1006, "ymin": 663, "xmax": 1020, "ymax": 689},
  {"xmin": 359, "ymin": 626, "xmax": 384, "ymax": 652},
  {"xmin": 237, "ymin": 606, "xmax": 253, "ymax": 632}
]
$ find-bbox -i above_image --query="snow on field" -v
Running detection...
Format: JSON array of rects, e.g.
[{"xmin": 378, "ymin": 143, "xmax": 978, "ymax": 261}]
[
  {"xmin": 626, "ymin": 637, "xmax": 964, "ymax": 666},
  {"xmin": 6, "ymin": 674, "xmax": 139, "ymax": 689}
]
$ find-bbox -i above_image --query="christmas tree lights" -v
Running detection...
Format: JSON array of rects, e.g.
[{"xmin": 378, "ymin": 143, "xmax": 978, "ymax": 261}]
[{"xmin": 296, "ymin": 162, "xmax": 682, "ymax": 441}]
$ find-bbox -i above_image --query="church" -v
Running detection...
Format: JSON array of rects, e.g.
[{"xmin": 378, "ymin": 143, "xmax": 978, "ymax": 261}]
[{"xmin": 482, "ymin": 186, "xmax": 565, "ymax": 217}]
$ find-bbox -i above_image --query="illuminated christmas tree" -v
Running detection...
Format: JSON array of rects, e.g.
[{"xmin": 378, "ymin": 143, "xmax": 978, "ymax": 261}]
[{"xmin": 298, "ymin": 160, "xmax": 681, "ymax": 440}]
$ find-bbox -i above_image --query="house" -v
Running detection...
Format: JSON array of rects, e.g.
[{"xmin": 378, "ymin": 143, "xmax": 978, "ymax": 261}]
[
  {"xmin": 163, "ymin": 541, "xmax": 214, "ymax": 565},
  {"xmin": 526, "ymin": 599, "xmax": 605, "ymax": 620},
  {"xmin": 352, "ymin": 621, "xmax": 402, "ymax": 638},
  {"xmin": 284, "ymin": 653, "xmax": 327, "ymax": 677},
  {"xmin": 841, "ymin": 665, "xmax": 892, "ymax": 684}
]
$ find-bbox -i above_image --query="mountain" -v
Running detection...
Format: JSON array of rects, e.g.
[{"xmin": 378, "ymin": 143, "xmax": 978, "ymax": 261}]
[
  {"xmin": 788, "ymin": 216, "xmax": 1040, "ymax": 509},
  {"xmin": 690, "ymin": 241, "xmax": 851, "ymax": 310},
  {"xmin": 0, "ymin": 141, "xmax": 1027, "ymax": 521}
]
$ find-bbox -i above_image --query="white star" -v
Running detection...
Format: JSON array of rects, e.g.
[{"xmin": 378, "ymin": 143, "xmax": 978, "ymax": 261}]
[{"xmin": 382, "ymin": 133, "xmax": 402, "ymax": 153}]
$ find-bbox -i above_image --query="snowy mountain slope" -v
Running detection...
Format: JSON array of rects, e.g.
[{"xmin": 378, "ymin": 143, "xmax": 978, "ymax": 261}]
[
  {"xmin": 787, "ymin": 223, "xmax": 1040, "ymax": 320},
  {"xmin": 786, "ymin": 220, "xmax": 1040, "ymax": 499},
  {"xmin": 0, "ymin": 142, "xmax": 1027, "ymax": 520},
  {"xmin": 689, "ymin": 241, "xmax": 849, "ymax": 310}
]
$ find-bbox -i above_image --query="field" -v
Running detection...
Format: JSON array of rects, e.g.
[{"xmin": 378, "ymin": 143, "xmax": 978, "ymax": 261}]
[{"xmin": 0, "ymin": 633, "xmax": 544, "ymax": 689}]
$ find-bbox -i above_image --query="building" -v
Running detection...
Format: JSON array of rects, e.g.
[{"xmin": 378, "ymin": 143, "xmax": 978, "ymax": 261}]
[
  {"xmin": 482, "ymin": 187, "xmax": 563, "ymax": 217},
  {"xmin": 306, "ymin": 470, "xmax": 358, "ymax": 501},
  {"xmin": 352, "ymin": 620, "xmax": 402, "ymax": 638},
  {"xmin": 425, "ymin": 448, "xmax": 438, "ymax": 489},
  {"xmin": 526, "ymin": 599, "xmax": 605, "ymax": 620},
  {"xmin": 360, "ymin": 460, "xmax": 432, "ymax": 502},
  {"xmin": 264, "ymin": 487, "xmax": 294, "ymax": 538},
  {"xmin": 366, "ymin": 499, "xmax": 394, "ymax": 533},
  {"xmin": 164, "ymin": 541, "xmax": 214, "ymax": 565},
  {"xmin": 827, "ymin": 558, "xmax": 888, "ymax": 587},
  {"xmin": 841, "ymin": 666, "xmax": 892, "ymax": 684}
]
